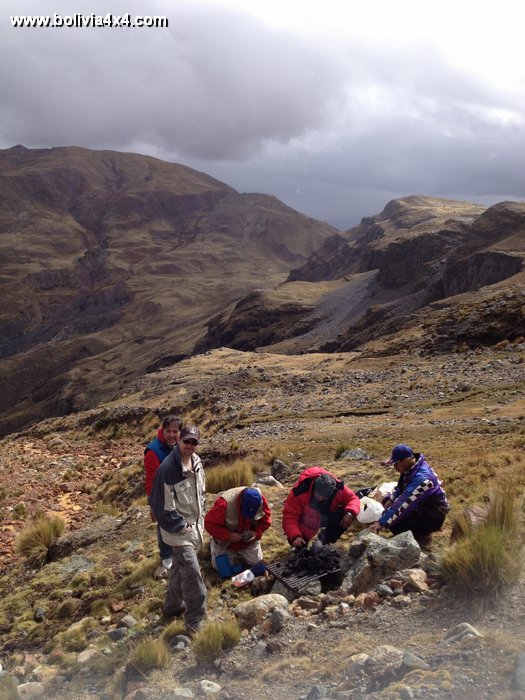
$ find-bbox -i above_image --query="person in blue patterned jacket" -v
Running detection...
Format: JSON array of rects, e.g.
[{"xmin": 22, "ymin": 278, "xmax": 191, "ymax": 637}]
[{"xmin": 368, "ymin": 444, "xmax": 449, "ymax": 546}]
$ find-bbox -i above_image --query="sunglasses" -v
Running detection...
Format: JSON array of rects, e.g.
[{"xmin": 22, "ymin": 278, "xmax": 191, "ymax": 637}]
[{"xmin": 182, "ymin": 439, "xmax": 199, "ymax": 446}]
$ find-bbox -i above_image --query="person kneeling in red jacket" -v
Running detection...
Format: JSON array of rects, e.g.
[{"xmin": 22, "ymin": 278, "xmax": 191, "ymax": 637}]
[
  {"xmin": 205, "ymin": 486, "xmax": 271, "ymax": 577},
  {"xmin": 282, "ymin": 467, "xmax": 360, "ymax": 548}
]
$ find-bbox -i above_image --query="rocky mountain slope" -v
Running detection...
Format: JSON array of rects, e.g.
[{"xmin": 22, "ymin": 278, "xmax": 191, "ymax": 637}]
[
  {"xmin": 1, "ymin": 147, "xmax": 523, "ymax": 438},
  {"xmin": 0, "ymin": 146, "xmax": 335, "ymax": 436},
  {"xmin": 198, "ymin": 196, "xmax": 525, "ymax": 355}
]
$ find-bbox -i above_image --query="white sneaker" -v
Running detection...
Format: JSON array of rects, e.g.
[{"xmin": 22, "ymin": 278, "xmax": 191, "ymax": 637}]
[{"xmin": 161, "ymin": 557, "xmax": 173, "ymax": 570}]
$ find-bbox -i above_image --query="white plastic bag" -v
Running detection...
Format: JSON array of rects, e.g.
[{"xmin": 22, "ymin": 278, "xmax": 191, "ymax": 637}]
[
  {"xmin": 231, "ymin": 569, "xmax": 255, "ymax": 588},
  {"xmin": 357, "ymin": 496, "xmax": 384, "ymax": 524}
]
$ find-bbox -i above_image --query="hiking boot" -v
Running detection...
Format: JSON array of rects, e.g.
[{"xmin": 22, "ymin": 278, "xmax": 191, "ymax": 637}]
[
  {"xmin": 416, "ymin": 534, "xmax": 433, "ymax": 551},
  {"xmin": 162, "ymin": 607, "xmax": 185, "ymax": 621}
]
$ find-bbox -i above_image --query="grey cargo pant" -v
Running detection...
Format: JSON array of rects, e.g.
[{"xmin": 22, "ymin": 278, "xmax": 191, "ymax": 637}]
[{"xmin": 164, "ymin": 544, "xmax": 207, "ymax": 630}]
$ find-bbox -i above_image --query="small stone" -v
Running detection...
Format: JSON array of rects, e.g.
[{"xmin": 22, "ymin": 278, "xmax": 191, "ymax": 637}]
[
  {"xmin": 376, "ymin": 584, "xmax": 394, "ymax": 597},
  {"xmin": 251, "ymin": 641, "xmax": 267, "ymax": 658},
  {"xmin": 338, "ymin": 448, "xmax": 370, "ymax": 460},
  {"xmin": 392, "ymin": 595, "xmax": 411, "ymax": 606},
  {"xmin": 33, "ymin": 608, "xmax": 46, "ymax": 623},
  {"xmin": 118, "ymin": 614, "xmax": 138, "ymax": 629},
  {"xmin": 106, "ymin": 628, "xmax": 128, "ymax": 641},
  {"xmin": 442, "ymin": 622, "xmax": 483, "ymax": 644},
  {"xmin": 77, "ymin": 649, "xmax": 98, "ymax": 665},
  {"xmin": 199, "ymin": 680, "xmax": 221, "ymax": 694},
  {"xmin": 402, "ymin": 652, "xmax": 430, "ymax": 671}
]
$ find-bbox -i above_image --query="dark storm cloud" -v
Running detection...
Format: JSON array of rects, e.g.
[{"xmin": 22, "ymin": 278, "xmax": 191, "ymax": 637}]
[
  {"xmin": 1, "ymin": 1, "xmax": 345, "ymax": 157},
  {"xmin": 1, "ymin": 0, "xmax": 524, "ymax": 227}
]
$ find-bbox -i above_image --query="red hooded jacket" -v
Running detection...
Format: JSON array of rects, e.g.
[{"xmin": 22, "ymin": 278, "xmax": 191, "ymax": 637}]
[{"xmin": 282, "ymin": 466, "xmax": 360, "ymax": 544}]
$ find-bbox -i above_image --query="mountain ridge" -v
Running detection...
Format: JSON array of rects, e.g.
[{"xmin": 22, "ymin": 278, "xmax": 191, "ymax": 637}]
[{"xmin": 0, "ymin": 146, "xmax": 336, "ymax": 435}]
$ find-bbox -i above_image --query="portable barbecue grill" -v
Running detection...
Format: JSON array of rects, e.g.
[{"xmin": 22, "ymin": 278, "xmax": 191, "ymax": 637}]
[{"xmin": 266, "ymin": 545, "xmax": 343, "ymax": 594}]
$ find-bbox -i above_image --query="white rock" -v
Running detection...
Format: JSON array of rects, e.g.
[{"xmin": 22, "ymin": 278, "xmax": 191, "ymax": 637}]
[
  {"xmin": 77, "ymin": 648, "xmax": 98, "ymax": 665},
  {"xmin": 199, "ymin": 679, "xmax": 222, "ymax": 694}
]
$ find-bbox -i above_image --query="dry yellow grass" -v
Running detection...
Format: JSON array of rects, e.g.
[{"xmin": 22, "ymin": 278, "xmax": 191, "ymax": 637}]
[{"xmin": 205, "ymin": 459, "xmax": 258, "ymax": 494}]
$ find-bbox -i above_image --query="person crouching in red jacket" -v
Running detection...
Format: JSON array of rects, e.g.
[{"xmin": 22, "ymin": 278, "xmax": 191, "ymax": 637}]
[
  {"xmin": 205, "ymin": 486, "xmax": 271, "ymax": 575},
  {"xmin": 282, "ymin": 467, "xmax": 360, "ymax": 548}
]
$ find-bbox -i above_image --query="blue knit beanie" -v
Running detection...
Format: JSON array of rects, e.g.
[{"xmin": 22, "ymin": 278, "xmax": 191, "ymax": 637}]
[{"xmin": 240, "ymin": 488, "xmax": 262, "ymax": 518}]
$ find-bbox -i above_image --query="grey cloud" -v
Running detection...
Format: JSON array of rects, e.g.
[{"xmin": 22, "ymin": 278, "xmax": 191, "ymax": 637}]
[
  {"xmin": 1, "ymin": 2, "xmax": 345, "ymax": 158},
  {"xmin": 1, "ymin": 0, "xmax": 523, "ymax": 228}
]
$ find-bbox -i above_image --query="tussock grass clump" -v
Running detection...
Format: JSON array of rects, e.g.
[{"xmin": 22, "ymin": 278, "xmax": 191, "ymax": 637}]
[
  {"xmin": 95, "ymin": 503, "xmax": 121, "ymax": 517},
  {"xmin": 192, "ymin": 620, "xmax": 241, "ymax": 663},
  {"xmin": 115, "ymin": 559, "xmax": 157, "ymax": 592},
  {"xmin": 15, "ymin": 513, "xmax": 66, "ymax": 567},
  {"xmin": 89, "ymin": 599, "xmax": 110, "ymax": 618},
  {"xmin": 439, "ymin": 484, "xmax": 523, "ymax": 597},
  {"xmin": 265, "ymin": 442, "xmax": 294, "ymax": 466},
  {"xmin": 160, "ymin": 620, "xmax": 186, "ymax": 644},
  {"xmin": 334, "ymin": 442, "xmax": 351, "ymax": 459},
  {"xmin": 56, "ymin": 617, "xmax": 98, "ymax": 652},
  {"xmin": 128, "ymin": 636, "xmax": 170, "ymax": 674},
  {"xmin": 205, "ymin": 459, "xmax": 257, "ymax": 493},
  {"xmin": 54, "ymin": 599, "xmax": 78, "ymax": 620},
  {"xmin": 0, "ymin": 675, "xmax": 20, "ymax": 700}
]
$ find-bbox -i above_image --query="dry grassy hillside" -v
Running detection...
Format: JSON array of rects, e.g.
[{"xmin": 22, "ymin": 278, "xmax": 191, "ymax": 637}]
[{"xmin": 0, "ymin": 342, "xmax": 523, "ymax": 699}]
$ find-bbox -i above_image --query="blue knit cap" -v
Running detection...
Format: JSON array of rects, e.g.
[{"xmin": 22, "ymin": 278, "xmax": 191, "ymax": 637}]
[{"xmin": 240, "ymin": 488, "xmax": 262, "ymax": 518}]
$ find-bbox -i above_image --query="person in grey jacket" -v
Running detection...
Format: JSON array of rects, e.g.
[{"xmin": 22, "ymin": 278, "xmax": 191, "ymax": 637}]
[{"xmin": 148, "ymin": 425, "xmax": 206, "ymax": 636}]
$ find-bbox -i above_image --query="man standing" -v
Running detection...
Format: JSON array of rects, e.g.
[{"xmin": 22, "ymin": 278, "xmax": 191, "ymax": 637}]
[
  {"xmin": 148, "ymin": 425, "xmax": 207, "ymax": 636},
  {"xmin": 205, "ymin": 486, "xmax": 271, "ymax": 576},
  {"xmin": 144, "ymin": 415, "xmax": 182, "ymax": 569},
  {"xmin": 368, "ymin": 444, "xmax": 449, "ymax": 546},
  {"xmin": 282, "ymin": 467, "xmax": 360, "ymax": 548}
]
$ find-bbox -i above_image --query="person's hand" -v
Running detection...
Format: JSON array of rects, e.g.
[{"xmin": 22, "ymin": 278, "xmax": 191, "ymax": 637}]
[
  {"xmin": 292, "ymin": 536, "xmax": 306, "ymax": 548},
  {"xmin": 368, "ymin": 521, "xmax": 382, "ymax": 533},
  {"xmin": 230, "ymin": 532, "xmax": 244, "ymax": 543},
  {"xmin": 341, "ymin": 512, "xmax": 354, "ymax": 530},
  {"xmin": 242, "ymin": 530, "xmax": 256, "ymax": 542},
  {"xmin": 149, "ymin": 508, "xmax": 157, "ymax": 523}
]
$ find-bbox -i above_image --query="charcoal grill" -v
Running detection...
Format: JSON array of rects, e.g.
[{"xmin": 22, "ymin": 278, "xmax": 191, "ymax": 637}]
[{"xmin": 266, "ymin": 546, "xmax": 343, "ymax": 594}]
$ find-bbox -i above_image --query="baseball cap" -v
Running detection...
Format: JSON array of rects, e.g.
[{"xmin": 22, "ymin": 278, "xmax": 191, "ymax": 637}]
[
  {"xmin": 180, "ymin": 426, "xmax": 200, "ymax": 443},
  {"xmin": 385, "ymin": 444, "xmax": 414, "ymax": 465}
]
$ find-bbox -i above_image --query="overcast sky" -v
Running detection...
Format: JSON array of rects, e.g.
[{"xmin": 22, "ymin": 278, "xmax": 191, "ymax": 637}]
[{"xmin": 2, "ymin": 0, "xmax": 524, "ymax": 229}]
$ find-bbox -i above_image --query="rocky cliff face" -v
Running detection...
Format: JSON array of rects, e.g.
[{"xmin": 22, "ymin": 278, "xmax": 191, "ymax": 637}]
[
  {"xmin": 0, "ymin": 146, "xmax": 336, "ymax": 434},
  {"xmin": 198, "ymin": 196, "xmax": 525, "ymax": 356}
]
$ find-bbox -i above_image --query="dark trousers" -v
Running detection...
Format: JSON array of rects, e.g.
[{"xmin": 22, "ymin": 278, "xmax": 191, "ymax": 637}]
[
  {"xmin": 319, "ymin": 507, "xmax": 347, "ymax": 544},
  {"xmin": 164, "ymin": 545, "xmax": 207, "ymax": 630},
  {"xmin": 390, "ymin": 506, "xmax": 446, "ymax": 543}
]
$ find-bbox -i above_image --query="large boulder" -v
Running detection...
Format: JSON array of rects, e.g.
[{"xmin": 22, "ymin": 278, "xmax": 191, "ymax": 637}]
[
  {"xmin": 342, "ymin": 531, "xmax": 421, "ymax": 594},
  {"xmin": 234, "ymin": 594, "xmax": 289, "ymax": 630}
]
